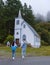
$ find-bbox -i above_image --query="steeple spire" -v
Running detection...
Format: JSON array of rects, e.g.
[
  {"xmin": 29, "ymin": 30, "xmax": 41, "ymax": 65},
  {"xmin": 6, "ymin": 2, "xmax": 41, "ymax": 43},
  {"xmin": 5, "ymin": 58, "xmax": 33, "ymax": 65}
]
[{"xmin": 18, "ymin": 10, "xmax": 22, "ymax": 18}]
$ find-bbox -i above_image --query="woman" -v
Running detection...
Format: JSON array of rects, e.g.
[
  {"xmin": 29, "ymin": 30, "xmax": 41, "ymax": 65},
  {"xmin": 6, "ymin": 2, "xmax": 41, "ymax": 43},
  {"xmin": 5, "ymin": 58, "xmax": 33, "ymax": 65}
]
[{"xmin": 11, "ymin": 41, "xmax": 18, "ymax": 60}]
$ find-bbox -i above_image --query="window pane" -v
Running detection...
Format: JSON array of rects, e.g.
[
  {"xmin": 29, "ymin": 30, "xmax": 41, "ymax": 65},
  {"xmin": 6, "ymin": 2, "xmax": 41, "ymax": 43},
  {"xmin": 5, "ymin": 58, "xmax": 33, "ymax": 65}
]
[
  {"xmin": 16, "ymin": 32, "xmax": 19, "ymax": 35},
  {"xmin": 23, "ymin": 24, "xmax": 26, "ymax": 28},
  {"xmin": 22, "ymin": 34, "xmax": 26, "ymax": 40},
  {"xmin": 16, "ymin": 20, "xmax": 19, "ymax": 25}
]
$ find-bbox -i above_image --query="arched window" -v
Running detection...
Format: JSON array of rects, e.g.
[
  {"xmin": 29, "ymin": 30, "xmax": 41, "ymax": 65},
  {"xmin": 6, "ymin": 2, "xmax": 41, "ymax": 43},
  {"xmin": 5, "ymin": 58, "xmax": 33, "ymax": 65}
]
[
  {"xmin": 22, "ymin": 34, "xmax": 26, "ymax": 40},
  {"xmin": 23, "ymin": 24, "xmax": 26, "ymax": 28}
]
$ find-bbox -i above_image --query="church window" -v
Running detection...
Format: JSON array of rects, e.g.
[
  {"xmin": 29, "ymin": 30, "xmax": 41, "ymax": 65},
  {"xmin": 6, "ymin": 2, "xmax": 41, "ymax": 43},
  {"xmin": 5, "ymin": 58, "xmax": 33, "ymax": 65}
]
[
  {"xmin": 16, "ymin": 20, "xmax": 19, "ymax": 25},
  {"xmin": 23, "ymin": 24, "xmax": 26, "ymax": 28},
  {"xmin": 22, "ymin": 34, "xmax": 26, "ymax": 40},
  {"xmin": 16, "ymin": 32, "xmax": 19, "ymax": 35}
]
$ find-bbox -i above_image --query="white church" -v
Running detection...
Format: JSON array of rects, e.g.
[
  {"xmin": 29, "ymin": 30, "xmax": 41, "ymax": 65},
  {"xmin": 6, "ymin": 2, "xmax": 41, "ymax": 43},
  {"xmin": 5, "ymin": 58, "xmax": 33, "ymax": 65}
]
[{"xmin": 14, "ymin": 10, "xmax": 41, "ymax": 48}]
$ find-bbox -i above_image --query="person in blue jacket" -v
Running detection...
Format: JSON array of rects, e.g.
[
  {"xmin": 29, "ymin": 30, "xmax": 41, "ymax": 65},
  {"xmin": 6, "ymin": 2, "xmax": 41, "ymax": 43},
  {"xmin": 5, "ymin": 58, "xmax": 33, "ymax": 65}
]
[
  {"xmin": 11, "ymin": 41, "xmax": 18, "ymax": 60},
  {"xmin": 21, "ymin": 39, "xmax": 27, "ymax": 59}
]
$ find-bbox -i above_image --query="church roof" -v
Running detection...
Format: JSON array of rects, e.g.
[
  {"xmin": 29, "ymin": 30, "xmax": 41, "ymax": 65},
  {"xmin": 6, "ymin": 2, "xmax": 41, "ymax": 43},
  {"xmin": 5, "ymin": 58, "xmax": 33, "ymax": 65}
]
[
  {"xmin": 22, "ymin": 20, "xmax": 40, "ymax": 38},
  {"xmin": 27, "ymin": 23, "xmax": 40, "ymax": 38}
]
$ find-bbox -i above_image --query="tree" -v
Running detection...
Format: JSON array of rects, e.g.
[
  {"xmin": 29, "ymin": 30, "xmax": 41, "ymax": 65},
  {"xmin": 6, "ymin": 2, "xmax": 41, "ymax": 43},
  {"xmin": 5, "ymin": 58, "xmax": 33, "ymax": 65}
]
[
  {"xmin": 4, "ymin": 0, "xmax": 22, "ymax": 34},
  {"xmin": 0, "ymin": 0, "xmax": 22, "ymax": 43},
  {"xmin": 21, "ymin": 3, "xmax": 35, "ymax": 28},
  {"xmin": 0, "ymin": 0, "xmax": 6, "ymax": 43},
  {"xmin": 35, "ymin": 22, "xmax": 50, "ymax": 45}
]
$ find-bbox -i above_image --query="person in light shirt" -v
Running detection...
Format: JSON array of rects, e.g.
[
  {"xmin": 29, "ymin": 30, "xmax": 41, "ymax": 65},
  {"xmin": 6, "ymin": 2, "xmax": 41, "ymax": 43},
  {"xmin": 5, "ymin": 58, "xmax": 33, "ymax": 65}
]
[{"xmin": 21, "ymin": 39, "xmax": 27, "ymax": 59}]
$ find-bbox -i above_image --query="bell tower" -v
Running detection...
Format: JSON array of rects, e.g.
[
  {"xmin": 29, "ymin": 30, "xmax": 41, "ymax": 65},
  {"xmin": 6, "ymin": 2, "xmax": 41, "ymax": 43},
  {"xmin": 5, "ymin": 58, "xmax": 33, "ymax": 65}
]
[{"xmin": 14, "ymin": 10, "xmax": 23, "ymax": 45}]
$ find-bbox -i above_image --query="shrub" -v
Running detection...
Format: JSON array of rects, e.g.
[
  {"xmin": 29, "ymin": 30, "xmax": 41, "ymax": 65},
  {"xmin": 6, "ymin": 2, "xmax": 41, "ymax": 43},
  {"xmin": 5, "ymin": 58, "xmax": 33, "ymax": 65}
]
[
  {"xmin": 4, "ymin": 35, "xmax": 14, "ymax": 45},
  {"xmin": 27, "ymin": 44, "xmax": 31, "ymax": 47}
]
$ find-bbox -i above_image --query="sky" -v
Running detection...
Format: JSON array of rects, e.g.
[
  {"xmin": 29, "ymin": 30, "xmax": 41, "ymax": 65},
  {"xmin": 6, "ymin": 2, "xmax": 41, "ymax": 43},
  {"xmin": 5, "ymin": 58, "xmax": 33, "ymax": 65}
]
[
  {"xmin": 3, "ymin": 0, "xmax": 50, "ymax": 17},
  {"xmin": 20, "ymin": 0, "xmax": 50, "ymax": 17}
]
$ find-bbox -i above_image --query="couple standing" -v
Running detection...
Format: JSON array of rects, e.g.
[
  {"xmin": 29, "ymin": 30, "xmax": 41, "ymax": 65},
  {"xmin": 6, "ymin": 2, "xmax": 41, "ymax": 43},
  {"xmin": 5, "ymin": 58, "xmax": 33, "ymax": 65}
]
[{"xmin": 11, "ymin": 39, "xmax": 27, "ymax": 60}]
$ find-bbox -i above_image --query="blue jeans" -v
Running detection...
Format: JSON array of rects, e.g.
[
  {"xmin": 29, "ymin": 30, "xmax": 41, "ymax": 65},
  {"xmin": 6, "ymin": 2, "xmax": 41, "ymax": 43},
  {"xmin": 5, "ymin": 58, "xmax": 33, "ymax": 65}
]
[
  {"xmin": 12, "ymin": 50, "xmax": 15, "ymax": 57},
  {"xmin": 22, "ymin": 48, "xmax": 26, "ymax": 56}
]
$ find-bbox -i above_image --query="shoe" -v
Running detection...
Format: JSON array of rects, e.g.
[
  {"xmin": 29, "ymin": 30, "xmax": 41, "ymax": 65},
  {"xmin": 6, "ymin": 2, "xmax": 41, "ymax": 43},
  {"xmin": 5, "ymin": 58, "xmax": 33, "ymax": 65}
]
[
  {"xmin": 22, "ymin": 56, "xmax": 24, "ymax": 59},
  {"xmin": 12, "ymin": 57, "xmax": 15, "ymax": 60}
]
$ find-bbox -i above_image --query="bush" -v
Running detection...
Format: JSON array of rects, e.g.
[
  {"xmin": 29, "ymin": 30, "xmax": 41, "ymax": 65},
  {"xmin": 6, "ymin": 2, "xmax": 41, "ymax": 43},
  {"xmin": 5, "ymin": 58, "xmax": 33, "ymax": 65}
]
[
  {"xmin": 4, "ymin": 35, "xmax": 14, "ymax": 45},
  {"xmin": 41, "ymin": 40, "xmax": 48, "ymax": 46},
  {"xmin": 27, "ymin": 44, "xmax": 31, "ymax": 47}
]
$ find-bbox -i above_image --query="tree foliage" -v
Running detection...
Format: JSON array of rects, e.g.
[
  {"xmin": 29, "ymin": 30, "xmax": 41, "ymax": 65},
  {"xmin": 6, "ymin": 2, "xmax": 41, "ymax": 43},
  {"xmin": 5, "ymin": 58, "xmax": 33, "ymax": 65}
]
[
  {"xmin": 21, "ymin": 3, "xmax": 35, "ymax": 28},
  {"xmin": 35, "ymin": 22, "xmax": 50, "ymax": 45},
  {"xmin": 4, "ymin": 35, "xmax": 13, "ymax": 44},
  {"xmin": 0, "ymin": 0, "xmax": 22, "ymax": 43}
]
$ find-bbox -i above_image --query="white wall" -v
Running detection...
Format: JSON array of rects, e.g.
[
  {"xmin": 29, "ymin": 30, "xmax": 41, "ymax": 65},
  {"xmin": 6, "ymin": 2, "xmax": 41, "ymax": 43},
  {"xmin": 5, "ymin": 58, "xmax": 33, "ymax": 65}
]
[
  {"xmin": 21, "ymin": 22, "xmax": 34, "ymax": 46},
  {"xmin": 34, "ymin": 35, "xmax": 40, "ymax": 48},
  {"xmin": 14, "ymin": 29, "xmax": 20, "ymax": 39}
]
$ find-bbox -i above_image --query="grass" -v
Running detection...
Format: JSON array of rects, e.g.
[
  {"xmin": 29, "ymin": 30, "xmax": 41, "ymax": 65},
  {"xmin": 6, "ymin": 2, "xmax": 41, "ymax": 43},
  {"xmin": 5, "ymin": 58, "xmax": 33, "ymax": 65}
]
[
  {"xmin": 26, "ymin": 46, "xmax": 50, "ymax": 56},
  {"xmin": 0, "ymin": 46, "xmax": 50, "ymax": 58}
]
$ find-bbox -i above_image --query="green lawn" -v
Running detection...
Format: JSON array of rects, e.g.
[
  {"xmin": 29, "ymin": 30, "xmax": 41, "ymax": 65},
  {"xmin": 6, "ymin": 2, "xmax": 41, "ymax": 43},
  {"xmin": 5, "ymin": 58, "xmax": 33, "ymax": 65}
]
[{"xmin": 0, "ymin": 46, "xmax": 50, "ymax": 58}]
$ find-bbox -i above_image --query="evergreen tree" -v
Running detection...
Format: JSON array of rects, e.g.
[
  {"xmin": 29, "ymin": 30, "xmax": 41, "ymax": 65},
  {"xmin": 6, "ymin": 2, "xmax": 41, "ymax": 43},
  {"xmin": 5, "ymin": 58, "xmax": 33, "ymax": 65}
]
[
  {"xmin": 21, "ymin": 3, "xmax": 35, "ymax": 28},
  {"xmin": 0, "ymin": 0, "xmax": 22, "ymax": 43},
  {"xmin": 4, "ymin": 0, "xmax": 22, "ymax": 35}
]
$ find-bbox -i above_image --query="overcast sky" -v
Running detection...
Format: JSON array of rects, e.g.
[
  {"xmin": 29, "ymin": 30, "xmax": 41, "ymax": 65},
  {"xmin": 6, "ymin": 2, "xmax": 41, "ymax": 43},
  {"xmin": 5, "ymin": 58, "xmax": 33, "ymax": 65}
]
[
  {"xmin": 3, "ymin": 0, "xmax": 50, "ymax": 16},
  {"xmin": 20, "ymin": 0, "xmax": 50, "ymax": 16}
]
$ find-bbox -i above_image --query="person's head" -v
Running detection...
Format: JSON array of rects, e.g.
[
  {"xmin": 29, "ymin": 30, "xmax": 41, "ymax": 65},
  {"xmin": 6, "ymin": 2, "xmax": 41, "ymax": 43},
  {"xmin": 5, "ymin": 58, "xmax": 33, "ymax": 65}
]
[
  {"xmin": 12, "ymin": 41, "xmax": 14, "ymax": 46},
  {"xmin": 23, "ymin": 39, "xmax": 26, "ymax": 41}
]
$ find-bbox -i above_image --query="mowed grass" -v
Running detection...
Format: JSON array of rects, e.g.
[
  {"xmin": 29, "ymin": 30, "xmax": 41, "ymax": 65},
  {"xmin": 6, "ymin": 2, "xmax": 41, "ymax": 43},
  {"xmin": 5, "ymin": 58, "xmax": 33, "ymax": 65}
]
[{"xmin": 0, "ymin": 46, "xmax": 50, "ymax": 58}]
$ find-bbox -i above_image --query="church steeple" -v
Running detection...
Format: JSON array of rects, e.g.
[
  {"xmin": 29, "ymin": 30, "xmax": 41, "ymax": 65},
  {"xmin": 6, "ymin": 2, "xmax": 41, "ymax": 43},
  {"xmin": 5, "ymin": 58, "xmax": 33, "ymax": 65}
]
[{"xmin": 18, "ymin": 10, "xmax": 22, "ymax": 18}]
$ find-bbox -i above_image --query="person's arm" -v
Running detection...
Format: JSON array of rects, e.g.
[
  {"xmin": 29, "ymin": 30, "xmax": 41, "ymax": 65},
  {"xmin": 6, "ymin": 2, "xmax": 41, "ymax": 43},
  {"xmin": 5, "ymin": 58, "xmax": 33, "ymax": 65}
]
[
  {"xmin": 14, "ymin": 44, "xmax": 18, "ymax": 48},
  {"xmin": 20, "ymin": 43, "xmax": 24, "ymax": 48},
  {"xmin": 25, "ymin": 40, "xmax": 28, "ymax": 44}
]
